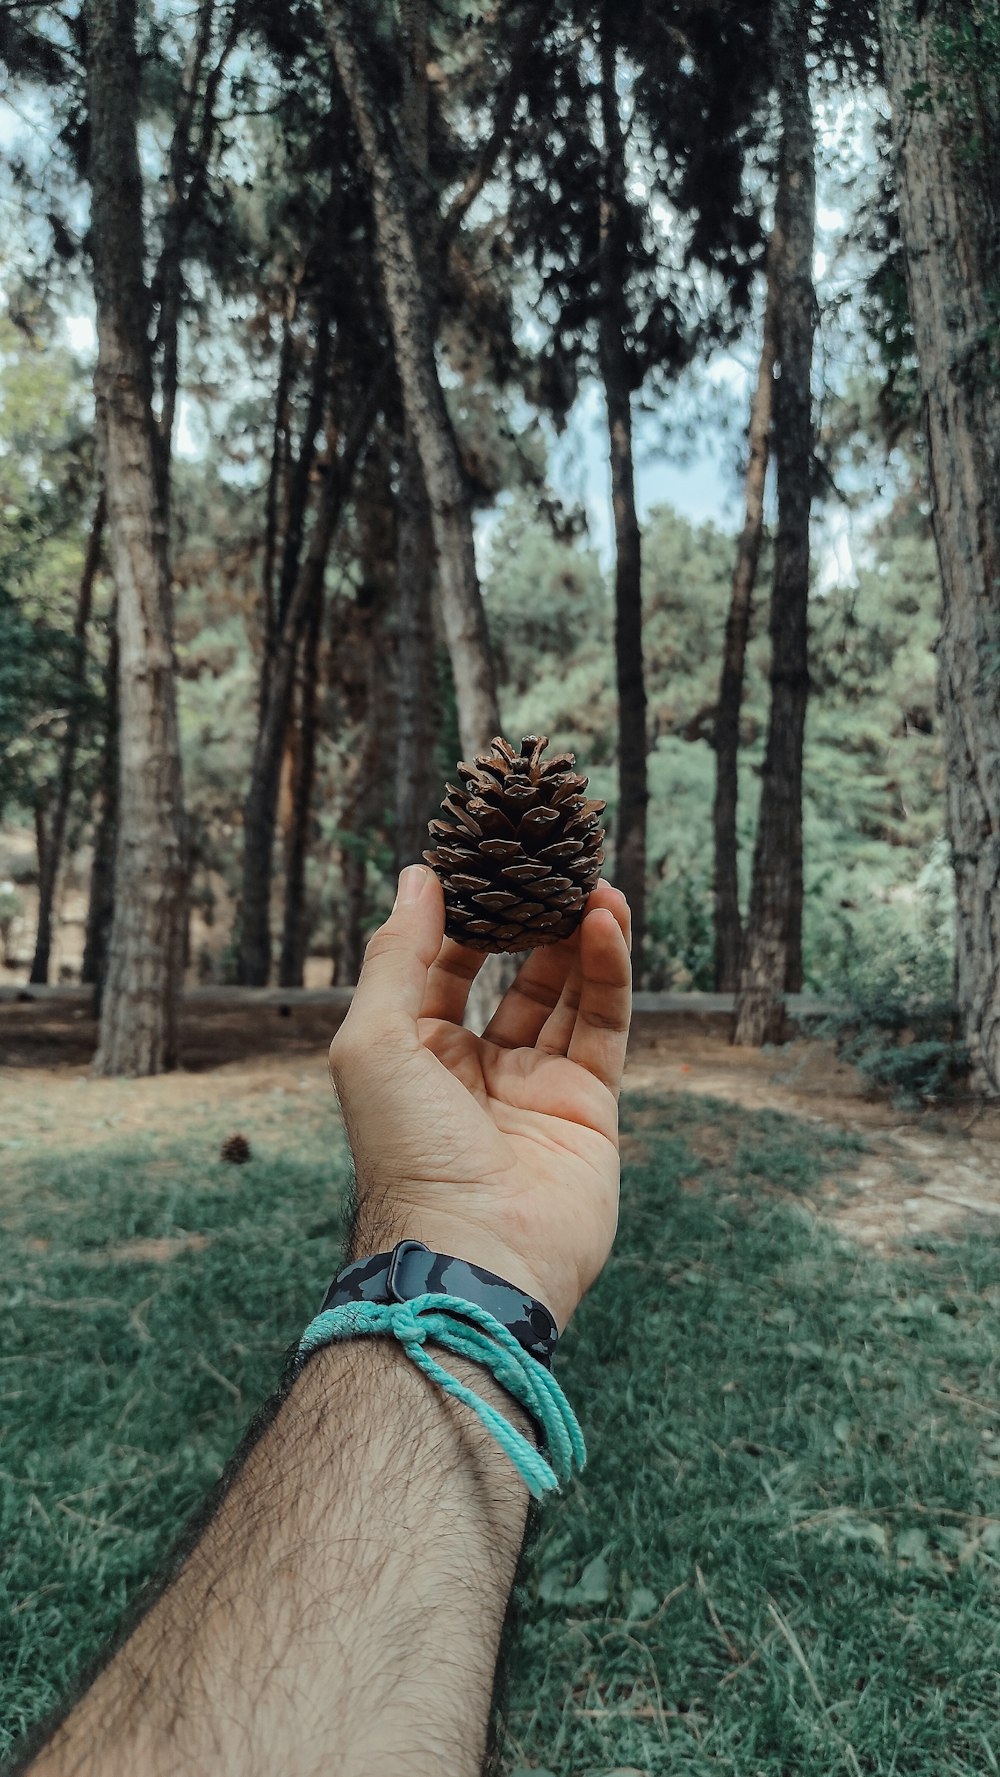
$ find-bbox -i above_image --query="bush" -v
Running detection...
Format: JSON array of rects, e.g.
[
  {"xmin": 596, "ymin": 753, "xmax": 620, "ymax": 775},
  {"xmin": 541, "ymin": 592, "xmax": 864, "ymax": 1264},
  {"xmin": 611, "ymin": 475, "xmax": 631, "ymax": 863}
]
[
  {"xmin": 816, "ymin": 842, "xmax": 968, "ymax": 1105},
  {"xmin": 644, "ymin": 869, "xmax": 715, "ymax": 990}
]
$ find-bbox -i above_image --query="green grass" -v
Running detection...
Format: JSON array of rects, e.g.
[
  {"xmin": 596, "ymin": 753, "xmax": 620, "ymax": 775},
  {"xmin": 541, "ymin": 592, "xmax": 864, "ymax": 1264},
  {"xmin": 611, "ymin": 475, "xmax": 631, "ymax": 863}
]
[{"xmin": 3, "ymin": 1096, "xmax": 1000, "ymax": 1773}]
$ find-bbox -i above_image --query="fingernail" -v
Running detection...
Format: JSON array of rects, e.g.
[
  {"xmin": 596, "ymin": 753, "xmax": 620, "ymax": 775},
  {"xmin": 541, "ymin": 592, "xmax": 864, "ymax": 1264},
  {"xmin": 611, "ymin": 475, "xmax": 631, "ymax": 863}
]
[{"xmin": 396, "ymin": 864, "xmax": 430, "ymax": 905}]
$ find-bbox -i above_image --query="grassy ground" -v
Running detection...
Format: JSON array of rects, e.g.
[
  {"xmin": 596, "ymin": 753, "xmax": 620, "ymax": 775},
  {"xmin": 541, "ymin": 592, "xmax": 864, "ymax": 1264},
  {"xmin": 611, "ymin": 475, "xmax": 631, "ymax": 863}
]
[{"xmin": 3, "ymin": 1091, "xmax": 1000, "ymax": 1774}]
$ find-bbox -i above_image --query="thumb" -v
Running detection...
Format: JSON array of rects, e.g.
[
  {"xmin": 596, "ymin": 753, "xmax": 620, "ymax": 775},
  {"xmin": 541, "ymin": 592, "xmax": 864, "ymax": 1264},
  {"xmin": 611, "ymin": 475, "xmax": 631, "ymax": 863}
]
[{"xmin": 348, "ymin": 864, "xmax": 444, "ymax": 1030}]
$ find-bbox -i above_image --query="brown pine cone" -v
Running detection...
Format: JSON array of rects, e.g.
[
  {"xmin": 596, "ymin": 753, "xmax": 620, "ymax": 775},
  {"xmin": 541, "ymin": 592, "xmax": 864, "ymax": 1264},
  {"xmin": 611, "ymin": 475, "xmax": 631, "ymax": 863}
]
[
  {"xmin": 220, "ymin": 1132, "xmax": 252, "ymax": 1165},
  {"xmin": 423, "ymin": 734, "xmax": 606, "ymax": 952}
]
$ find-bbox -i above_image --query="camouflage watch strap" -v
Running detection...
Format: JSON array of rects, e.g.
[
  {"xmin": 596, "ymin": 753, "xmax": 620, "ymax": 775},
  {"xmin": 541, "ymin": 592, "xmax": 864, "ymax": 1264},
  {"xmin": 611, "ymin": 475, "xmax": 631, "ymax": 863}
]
[{"xmin": 319, "ymin": 1239, "xmax": 558, "ymax": 1369}]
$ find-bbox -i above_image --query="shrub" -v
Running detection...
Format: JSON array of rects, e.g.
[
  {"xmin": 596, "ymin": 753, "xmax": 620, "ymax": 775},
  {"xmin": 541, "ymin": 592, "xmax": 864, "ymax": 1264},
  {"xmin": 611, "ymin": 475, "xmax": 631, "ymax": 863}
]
[{"xmin": 816, "ymin": 842, "xmax": 968, "ymax": 1106}]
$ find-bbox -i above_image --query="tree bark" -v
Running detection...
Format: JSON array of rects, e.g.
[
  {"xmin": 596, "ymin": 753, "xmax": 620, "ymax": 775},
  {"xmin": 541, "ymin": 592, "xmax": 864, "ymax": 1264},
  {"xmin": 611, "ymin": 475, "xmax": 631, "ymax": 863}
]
[
  {"xmin": 30, "ymin": 489, "xmax": 106, "ymax": 984},
  {"xmin": 878, "ymin": 0, "xmax": 1000, "ymax": 1093},
  {"xmin": 712, "ymin": 258, "xmax": 778, "ymax": 991},
  {"xmin": 733, "ymin": 0, "xmax": 816, "ymax": 1048},
  {"xmin": 86, "ymin": 0, "xmax": 187, "ymax": 1075},
  {"xmin": 277, "ymin": 582, "xmax": 323, "ymax": 987},
  {"xmin": 598, "ymin": 21, "xmax": 648, "ymax": 976},
  {"xmin": 82, "ymin": 616, "xmax": 119, "ymax": 996},
  {"xmin": 323, "ymin": 0, "xmax": 501, "ymax": 757}
]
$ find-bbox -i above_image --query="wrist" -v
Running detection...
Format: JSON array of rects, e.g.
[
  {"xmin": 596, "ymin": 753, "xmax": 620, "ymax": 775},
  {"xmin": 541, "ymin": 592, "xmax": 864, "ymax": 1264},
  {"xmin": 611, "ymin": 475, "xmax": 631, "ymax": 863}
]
[{"xmin": 299, "ymin": 1330, "xmax": 538, "ymax": 1503}]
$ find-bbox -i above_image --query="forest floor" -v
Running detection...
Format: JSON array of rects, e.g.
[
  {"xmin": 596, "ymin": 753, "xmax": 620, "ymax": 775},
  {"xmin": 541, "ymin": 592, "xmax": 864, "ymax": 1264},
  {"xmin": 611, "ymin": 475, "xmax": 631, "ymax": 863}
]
[{"xmin": 3, "ymin": 996, "xmax": 1000, "ymax": 1258}]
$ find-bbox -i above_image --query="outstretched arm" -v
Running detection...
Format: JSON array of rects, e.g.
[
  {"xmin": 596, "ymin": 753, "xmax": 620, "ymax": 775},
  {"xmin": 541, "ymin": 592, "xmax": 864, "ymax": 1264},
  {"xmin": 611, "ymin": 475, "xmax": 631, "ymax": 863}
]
[{"xmin": 19, "ymin": 866, "xmax": 631, "ymax": 1777}]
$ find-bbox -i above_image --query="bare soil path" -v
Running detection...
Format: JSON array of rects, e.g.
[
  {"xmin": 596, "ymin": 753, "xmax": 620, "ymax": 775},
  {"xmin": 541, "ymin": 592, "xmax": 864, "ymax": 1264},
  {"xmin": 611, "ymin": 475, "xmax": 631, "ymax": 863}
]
[{"xmin": 3, "ymin": 997, "xmax": 999, "ymax": 1254}]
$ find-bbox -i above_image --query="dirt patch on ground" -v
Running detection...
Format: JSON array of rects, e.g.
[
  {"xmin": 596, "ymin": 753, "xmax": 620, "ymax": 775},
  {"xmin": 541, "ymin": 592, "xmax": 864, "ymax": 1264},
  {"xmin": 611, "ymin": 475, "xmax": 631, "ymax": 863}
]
[{"xmin": 4, "ymin": 997, "xmax": 1000, "ymax": 1255}]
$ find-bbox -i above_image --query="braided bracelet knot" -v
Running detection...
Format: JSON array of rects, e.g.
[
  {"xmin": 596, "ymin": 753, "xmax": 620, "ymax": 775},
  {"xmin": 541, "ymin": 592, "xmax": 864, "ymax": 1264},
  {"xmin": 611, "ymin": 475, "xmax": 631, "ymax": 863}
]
[{"xmin": 293, "ymin": 1291, "xmax": 586, "ymax": 1500}]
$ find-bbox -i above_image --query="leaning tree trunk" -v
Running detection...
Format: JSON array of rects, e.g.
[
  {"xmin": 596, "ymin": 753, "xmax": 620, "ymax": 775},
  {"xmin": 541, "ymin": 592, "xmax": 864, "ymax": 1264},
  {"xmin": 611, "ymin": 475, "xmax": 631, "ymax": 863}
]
[
  {"xmin": 323, "ymin": 0, "xmax": 501, "ymax": 757},
  {"xmin": 713, "ymin": 256, "xmax": 778, "ymax": 991},
  {"xmin": 86, "ymin": 0, "xmax": 187, "ymax": 1075},
  {"xmin": 878, "ymin": 0, "xmax": 1000, "ymax": 1094},
  {"xmin": 598, "ymin": 21, "xmax": 648, "ymax": 973},
  {"xmin": 733, "ymin": 0, "xmax": 816, "ymax": 1048},
  {"xmin": 30, "ymin": 489, "xmax": 106, "ymax": 984}
]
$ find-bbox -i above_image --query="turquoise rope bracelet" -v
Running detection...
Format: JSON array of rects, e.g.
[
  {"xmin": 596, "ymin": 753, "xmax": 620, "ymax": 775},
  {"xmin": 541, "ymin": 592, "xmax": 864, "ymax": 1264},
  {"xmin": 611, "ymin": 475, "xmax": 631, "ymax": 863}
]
[{"xmin": 294, "ymin": 1291, "xmax": 586, "ymax": 1500}]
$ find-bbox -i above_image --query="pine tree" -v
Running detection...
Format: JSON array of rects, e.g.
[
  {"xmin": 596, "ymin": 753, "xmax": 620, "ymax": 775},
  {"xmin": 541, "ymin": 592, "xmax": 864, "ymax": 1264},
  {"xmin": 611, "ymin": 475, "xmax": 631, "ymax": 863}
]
[
  {"xmin": 877, "ymin": 0, "xmax": 1000, "ymax": 1093},
  {"xmin": 733, "ymin": 0, "xmax": 818, "ymax": 1047},
  {"xmin": 86, "ymin": 0, "xmax": 187, "ymax": 1074}
]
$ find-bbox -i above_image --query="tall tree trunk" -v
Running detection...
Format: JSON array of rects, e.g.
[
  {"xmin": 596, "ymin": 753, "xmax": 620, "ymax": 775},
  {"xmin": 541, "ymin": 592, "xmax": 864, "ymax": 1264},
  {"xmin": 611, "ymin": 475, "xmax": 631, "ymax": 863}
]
[
  {"xmin": 334, "ymin": 453, "xmax": 396, "ymax": 981},
  {"xmin": 86, "ymin": 0, "xmax": 187, "ymax": 1076},
  {"xmin": 878, "ymin": 0, "xmax": 1000, "ymax": 1094},
  {"xmin": 393, "ymin": 3, "xmax": 439, "ymax": 870},
  {"xmin": 30, "ymin": 491, "xmax": 106, "ymax": 983},
  {"xmin": 597, "ymin": 21, "xmax": 647, "ymax": 974},
  {"xmin": 238, "ymin": 386, "xmax": 378, "ymax": 984},
  {"xmin": 82, "ymin": 617, "xmax": 119, "ymax": 996},
  {"xmin": 713, "ymin": 261, "xmax": 778, "ymax": 991},
  {"xmin": 278, "ymin": 584, "xmax": 323, "ymax": 987},
  {"xmin": 733, "ymin": 0, "xmax": 816, "ymax": 1048},
  {"xmin": 394, "ymin": 433, "xmax": 438, "ymax": 869},
  {"xmin": 238, "ymin": 300, "xmax": 335, "ymax": 986},
  {"xmin": 323, "ymin": 0, "xmax": 501, "ymax": 756}
]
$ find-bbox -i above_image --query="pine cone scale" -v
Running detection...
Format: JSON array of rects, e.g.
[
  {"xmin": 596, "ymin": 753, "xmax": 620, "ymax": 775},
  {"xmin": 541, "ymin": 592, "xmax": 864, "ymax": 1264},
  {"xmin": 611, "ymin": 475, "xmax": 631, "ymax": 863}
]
[{"xmin": 424, "ymin": 735, "xmax": 606, "ymax": 955}]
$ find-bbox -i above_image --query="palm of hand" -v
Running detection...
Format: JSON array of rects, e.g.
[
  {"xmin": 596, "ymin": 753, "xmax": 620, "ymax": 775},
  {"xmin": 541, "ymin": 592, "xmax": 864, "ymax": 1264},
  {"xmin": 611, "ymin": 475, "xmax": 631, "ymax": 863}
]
[
  {"xmin": 359, "ymin": 1019, "xmax": 620, "ymax": 1329},
  {"xmin": 334, "ymin": 875, "xmax": 631, "ymax": 1331}
]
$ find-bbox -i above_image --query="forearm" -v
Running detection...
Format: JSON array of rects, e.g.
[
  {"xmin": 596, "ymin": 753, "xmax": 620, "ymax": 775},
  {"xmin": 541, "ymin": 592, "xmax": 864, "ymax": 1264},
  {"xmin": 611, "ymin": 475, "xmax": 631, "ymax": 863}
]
[{"xmin": 27, "ymin": 1337, "xmax": 534, "ymax": 1777}]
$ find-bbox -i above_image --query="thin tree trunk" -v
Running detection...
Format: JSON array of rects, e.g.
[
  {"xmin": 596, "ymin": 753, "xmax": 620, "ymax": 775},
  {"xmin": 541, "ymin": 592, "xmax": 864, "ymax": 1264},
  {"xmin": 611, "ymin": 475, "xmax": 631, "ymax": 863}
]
[
  {"xmin": 238, "ymin": 383, "xmax": 379, "ymax": 984},
  {"xmin": 86, "ymin": 0, "xmax": 187, "ymax": 1076},
  {"xmin": 261, "ymin": 284, "xmax": 300, "ymax": 690},
  {"xmin": 733, "ymin": 0, "xmax": 816, "ymax": 1048},
  {"xmin": 323, "ymin": 0, "xmax": 501, "ymax": 756},
  {"xmin": 30, "ymin": 490, "xmax": 106, "ymax": 984},
  {"xmin": 278, "ymin": 584, "xmax": 323, "ymax": 987},
  {"xmin": 394, "ymin": 431, "xmax": 438, "ymax": 870},
  {"xmin": 393, "ymin": 0, "xmax": 438, "ymax": 870},
  {"xmin": 878, "ymin": 0, "xmax": 1000, "ymax": 1094},
  {"xmin": 238, "ymin": 296, "xmax": 334, "ymax": 987},
  {"xmin": 334, "ymin": 451, "xmax": 395, "ymax": 981},
  {"xmin": 598, "ymin": 21, "xmax": 647, "ymax": 974},
  {"xmin": 713, "ymin": 256, "xmax": 778, "ymax": 991},
  {"xmin": 152, "ymin": 0, "xmax": 243, "ymax": 464},
  {"xmin": 82, "ymin": 616, "xmax": 119, "ymax": 995}
]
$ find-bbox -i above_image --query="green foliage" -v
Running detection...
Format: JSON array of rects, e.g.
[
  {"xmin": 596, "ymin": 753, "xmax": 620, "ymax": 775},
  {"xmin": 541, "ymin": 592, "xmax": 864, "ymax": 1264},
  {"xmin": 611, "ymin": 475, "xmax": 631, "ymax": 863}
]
[
  {"xmin": 816, "ymin": 841, "xmax": 968, "ymax": 1105},
  {"xmin": 0, "ymin": 304, "xmax": 103, "ymax": 821}
]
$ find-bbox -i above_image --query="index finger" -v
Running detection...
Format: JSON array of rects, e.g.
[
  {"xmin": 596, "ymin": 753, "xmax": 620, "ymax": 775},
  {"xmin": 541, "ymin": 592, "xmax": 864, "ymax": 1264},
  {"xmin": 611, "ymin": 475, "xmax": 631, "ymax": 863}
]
[
  {"xmin": 419, "ymin": 935, "xmax": 487, "ymax": 1024},
  {"xmin": 566, "ymin": 905, "xmax": 632, "ymax": 1095}
]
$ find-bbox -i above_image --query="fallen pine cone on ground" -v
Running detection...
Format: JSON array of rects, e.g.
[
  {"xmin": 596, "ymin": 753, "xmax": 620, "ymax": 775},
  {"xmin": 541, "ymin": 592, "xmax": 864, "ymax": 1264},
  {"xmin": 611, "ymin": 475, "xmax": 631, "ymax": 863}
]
[
  {"xmin": 423, "ymin": 734, "xmax": 606, "ymax": 953},
  {"xmin": 220, "ymin": 1132, "xmax": 252, "ymax": 1165}
]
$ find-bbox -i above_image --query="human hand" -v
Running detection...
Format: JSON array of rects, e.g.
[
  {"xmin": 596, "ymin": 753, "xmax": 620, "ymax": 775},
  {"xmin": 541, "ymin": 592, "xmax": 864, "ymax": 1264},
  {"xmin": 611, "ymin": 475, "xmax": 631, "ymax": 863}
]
[{"xmin": 328, "ymin": 865, "xmax": 631, "ymax": 1332}]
